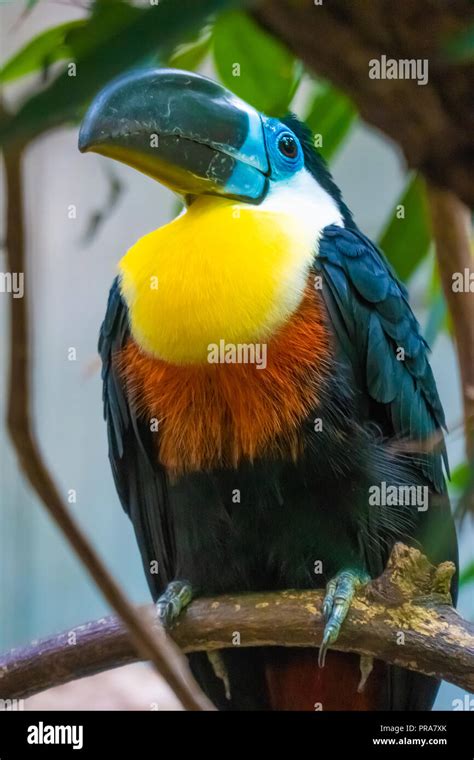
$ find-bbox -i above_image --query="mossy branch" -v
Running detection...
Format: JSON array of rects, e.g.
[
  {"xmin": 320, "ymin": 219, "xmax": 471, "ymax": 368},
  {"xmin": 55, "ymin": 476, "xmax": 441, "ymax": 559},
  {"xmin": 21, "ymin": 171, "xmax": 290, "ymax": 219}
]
[{"xmin": 1, "ymin": 544, "xmax": 472, "ymax": 703}]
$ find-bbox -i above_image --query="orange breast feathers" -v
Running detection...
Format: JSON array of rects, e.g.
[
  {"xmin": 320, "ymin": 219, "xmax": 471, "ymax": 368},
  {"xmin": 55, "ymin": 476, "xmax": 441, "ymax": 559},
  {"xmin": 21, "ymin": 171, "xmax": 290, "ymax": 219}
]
[{"xmin": 117, "ymin": 285, "xmax": 332, "ymax": 475}]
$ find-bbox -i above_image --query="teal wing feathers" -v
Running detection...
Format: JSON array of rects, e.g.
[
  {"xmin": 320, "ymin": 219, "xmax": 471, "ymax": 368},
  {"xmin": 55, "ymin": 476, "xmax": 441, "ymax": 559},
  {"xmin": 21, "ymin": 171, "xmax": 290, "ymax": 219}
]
[
  {"xmin": 316, "ymin": 224, "xmax": 448, "ymax": 493},
  {"xmin": 99, "ymin": 277, "xmax": 174, "ymax": 599}
]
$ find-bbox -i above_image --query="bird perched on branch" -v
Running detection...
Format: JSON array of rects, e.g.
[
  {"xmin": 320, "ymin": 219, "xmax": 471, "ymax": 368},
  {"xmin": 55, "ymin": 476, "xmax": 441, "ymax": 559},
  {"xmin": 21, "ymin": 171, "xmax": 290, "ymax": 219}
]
[{"xmin": 79, "ymin": 69, "xmax": 458, "ymax": 710}]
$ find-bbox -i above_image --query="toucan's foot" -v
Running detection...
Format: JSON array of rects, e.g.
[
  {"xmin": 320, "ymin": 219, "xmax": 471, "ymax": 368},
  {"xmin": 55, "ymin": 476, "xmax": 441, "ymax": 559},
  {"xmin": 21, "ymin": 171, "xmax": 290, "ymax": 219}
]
[
  {"xmin": 318, "ymin": 569, "xmax": 370, "ymax": 667},
  {"xmin": 156, "ymin": 580, "xmax": 193, "ymax": 628}
]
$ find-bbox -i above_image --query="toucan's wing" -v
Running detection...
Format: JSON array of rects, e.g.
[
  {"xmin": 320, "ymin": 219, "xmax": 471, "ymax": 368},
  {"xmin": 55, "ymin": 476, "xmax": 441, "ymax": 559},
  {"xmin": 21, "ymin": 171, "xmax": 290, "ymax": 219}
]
[
  {"xmin": 316, "ymin": 224, "xmax": 458, "ymax": 710},
  {"xmin": 316, "ymin": 225, "xmax": 457, "ymax": 573},
  {"xmin": 317, "ymin": 224, "xmax": 448, "ymax": 494},
  {"xmin": 99, "ymin": 277, "xmax": 175, "ymax": 600}
]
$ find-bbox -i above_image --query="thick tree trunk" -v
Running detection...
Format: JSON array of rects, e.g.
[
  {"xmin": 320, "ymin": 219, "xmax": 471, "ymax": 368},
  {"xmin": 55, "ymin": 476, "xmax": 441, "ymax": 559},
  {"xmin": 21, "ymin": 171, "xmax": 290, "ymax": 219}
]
[{"xmin": 255, "ymin": 0, "xmax": 474, "ymax": 207}]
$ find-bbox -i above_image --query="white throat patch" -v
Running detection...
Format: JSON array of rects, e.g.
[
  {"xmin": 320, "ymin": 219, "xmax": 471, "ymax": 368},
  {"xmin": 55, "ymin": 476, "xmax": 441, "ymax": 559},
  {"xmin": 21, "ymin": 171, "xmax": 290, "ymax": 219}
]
[{"xmin": 258, "ymin": 168, "xmax": 344, "ymax": 249}]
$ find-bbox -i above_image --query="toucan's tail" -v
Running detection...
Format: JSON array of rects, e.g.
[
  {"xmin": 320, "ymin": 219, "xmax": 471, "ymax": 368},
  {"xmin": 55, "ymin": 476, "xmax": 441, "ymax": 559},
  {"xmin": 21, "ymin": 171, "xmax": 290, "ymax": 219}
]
[
  {"xmin": 264, "ymin": 649, "xmax": 387, "ymax": 710},
  {"xmin": 188, "ymin": 648, "xmax": 390, "ymax": 710}
]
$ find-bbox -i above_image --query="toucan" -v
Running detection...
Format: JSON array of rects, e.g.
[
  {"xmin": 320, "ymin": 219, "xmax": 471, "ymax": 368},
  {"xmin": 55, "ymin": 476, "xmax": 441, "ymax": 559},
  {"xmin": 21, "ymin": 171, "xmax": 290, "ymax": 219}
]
[{"xmin": 79, "ymin": 68, "xmax": 458, "ymax": 710}]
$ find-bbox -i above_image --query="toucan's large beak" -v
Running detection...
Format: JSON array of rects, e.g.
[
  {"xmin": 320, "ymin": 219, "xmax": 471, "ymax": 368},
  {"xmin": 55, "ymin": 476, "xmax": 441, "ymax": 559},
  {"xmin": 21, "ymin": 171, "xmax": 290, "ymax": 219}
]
[{"xmin": 79, "ymin": 68, "xmax": 270, "ymax": 203}]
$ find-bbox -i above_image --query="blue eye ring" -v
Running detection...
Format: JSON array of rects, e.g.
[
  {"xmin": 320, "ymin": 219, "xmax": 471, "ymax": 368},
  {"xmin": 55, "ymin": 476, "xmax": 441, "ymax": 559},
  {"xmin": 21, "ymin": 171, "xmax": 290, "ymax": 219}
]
[{"xmin": 277, "ymin": 132, "xmax": 298, "ymax": 159}]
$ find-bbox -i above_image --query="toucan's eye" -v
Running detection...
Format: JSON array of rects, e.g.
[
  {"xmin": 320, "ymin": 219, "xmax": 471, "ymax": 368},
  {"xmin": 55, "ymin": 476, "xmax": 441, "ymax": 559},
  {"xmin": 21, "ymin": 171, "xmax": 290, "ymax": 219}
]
[{"xmin": 278, "ymin": 133, "xmax": 298, "ymax": 158}]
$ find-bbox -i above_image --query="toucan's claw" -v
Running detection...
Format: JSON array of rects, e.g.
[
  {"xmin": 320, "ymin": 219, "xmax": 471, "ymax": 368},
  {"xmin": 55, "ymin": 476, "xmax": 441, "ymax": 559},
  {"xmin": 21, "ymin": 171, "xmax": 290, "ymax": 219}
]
[
  {"xmin": 318, "ymin": 569, "xmax": 370, "ymax": 668},
  {"xmin": 156, "ymin": 579, "xmax": 193, "ymax": 629}
]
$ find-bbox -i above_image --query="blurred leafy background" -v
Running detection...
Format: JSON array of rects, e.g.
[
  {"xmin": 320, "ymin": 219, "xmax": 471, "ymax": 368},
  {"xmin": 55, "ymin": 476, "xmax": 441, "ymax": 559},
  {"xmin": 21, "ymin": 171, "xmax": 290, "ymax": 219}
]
[{"xmin": 0, "ymin": 0, "xmax": 472, "ymax": 709}]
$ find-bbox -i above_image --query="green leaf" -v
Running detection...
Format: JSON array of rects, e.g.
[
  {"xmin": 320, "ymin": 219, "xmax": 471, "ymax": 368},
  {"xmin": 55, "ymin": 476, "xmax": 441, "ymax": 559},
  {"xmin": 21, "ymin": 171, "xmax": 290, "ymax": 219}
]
[
  {"xmin": 460, "ymin": 561, "xmax": 474, "ymax": 587},
  {"xmin": 451, "ymin": 462, "xmax": 472, "ymax": 492},
  {"xmin": 0, "ymin": 20, "xmax": 86, "ymax": 84},
  {"xmin": 378, "ymin": 176, "xmax": 432, "ymax": 282},
  {"xmin": 304, "ymin": 83, "xmax": 356, "ymax": 163},
  {"xmin": 168, "ymin": 26, "xmax": 212, "ymax": 70},
  {"xmin": 65, "ymin": 0, "xmax": 145, "ymax": 61},
  {"xmin": 424, "ymin": 290, "xmax": 446, "ymax": 347},
  {"xmin": 450, "ymin": 461, "xmax": 474, "ymax": 523},
  {"xmin": 423, "ymin": 258, "xmax": 446, "ymax": 346},
  {"xmin": 0, "ymin": 2, "xmax": 144, "ymax": 86},
  {"xmin": 212, "ymin": 10, "xmax": 301, "ymax": 116},
  {"xmin": 0, "ymin": 0, "xmax": 237, "ymax": 146},
  {"xmin": 444, "ymin": 22, "xmax": 474, "ymax": 62}
]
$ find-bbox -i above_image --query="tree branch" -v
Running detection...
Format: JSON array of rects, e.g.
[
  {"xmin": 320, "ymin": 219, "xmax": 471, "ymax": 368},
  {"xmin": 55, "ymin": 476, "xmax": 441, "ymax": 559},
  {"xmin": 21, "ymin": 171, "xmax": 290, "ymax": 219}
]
[
  {"xmin": 2, "ymin": 133, "xmax": 212, "ymax": 712},
  {"xmin": 426, "ymin": 184, "xmax": 474, "ymax": 465},
  {"xmin": 254, "ymin": 0, "xmax": 474, "ymax": 207},
  {"xmin": 1, "ymin": 544, "xmax": 472, "ymax": 701}
]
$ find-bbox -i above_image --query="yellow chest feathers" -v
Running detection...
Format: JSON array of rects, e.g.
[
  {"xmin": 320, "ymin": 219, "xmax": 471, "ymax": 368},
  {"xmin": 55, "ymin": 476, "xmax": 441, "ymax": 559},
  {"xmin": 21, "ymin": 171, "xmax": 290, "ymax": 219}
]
[{"xmin": 119, "ymin": 196, "xmax": 319, "ymax": 364}]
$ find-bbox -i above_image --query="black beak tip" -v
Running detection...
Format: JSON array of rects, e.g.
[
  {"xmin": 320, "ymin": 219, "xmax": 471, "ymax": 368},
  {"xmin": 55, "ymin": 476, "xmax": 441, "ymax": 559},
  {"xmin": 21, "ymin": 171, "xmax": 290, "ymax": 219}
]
[
  {"xmin": 78, "ymin": 126, "xmax": 91, "ymax": 154},
  {"xmin": 78, "ymin": 103, "xmax": 103, "ymax": 153}
]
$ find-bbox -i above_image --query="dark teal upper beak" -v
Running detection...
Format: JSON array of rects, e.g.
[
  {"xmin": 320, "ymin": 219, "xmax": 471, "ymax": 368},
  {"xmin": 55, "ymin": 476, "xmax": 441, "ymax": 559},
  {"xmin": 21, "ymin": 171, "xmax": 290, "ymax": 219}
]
[{"xmin": 79, "ymin": 68, "xmax": 270, "ymax": 203}]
